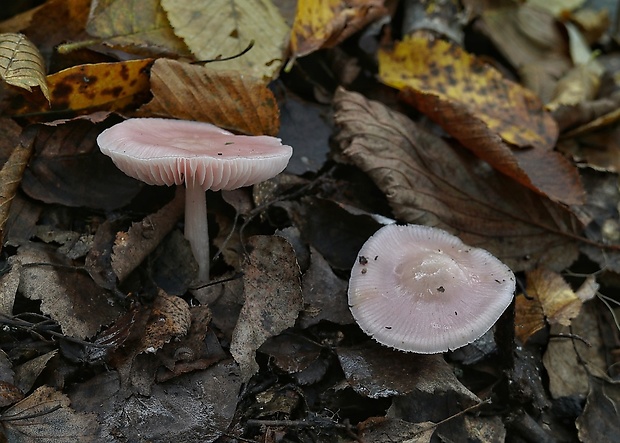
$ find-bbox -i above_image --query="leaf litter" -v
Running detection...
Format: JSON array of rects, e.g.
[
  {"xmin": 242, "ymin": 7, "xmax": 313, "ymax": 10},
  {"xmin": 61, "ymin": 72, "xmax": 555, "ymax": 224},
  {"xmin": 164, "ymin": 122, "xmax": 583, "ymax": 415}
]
[{"xmin": 0, "ymin": 0, "xmax": 617, "ymax": 442}]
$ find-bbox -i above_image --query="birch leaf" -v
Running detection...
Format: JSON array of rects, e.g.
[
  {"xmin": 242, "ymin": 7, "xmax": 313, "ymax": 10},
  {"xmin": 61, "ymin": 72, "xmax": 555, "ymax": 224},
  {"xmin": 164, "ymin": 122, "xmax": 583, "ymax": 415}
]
[{"xmin": 0, "ymin": 33, "xmax": 50, "ymax": 102}]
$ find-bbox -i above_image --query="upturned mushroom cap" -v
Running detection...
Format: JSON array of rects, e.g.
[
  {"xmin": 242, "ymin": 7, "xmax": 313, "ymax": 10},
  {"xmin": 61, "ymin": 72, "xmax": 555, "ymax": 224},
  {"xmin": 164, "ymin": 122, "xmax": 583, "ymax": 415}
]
[
  {"xmin": 97, "ymin": 118, "xmax": 293, "ymax": 191},
  {"xmin": 348, "ymin": 224, "xmax": 515, "ymax": 353}
]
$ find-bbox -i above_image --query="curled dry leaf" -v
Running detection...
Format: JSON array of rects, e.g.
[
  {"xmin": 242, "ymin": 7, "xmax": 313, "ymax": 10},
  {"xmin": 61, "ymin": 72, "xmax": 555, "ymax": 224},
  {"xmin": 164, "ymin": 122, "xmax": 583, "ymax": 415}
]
[
  {"xmin": 137, "ymin": 58, "xmax": 280, "ymax": 135},
  {"xmin": 333, "ymin": 88, "xmax": 583, "ymax": 272},
  {"xmin": 162, "ymin": 0, "xmax": 289, "ymax": 79},
  {"xmin": 290, "ymin": 0, "xmax": 388, "ymax": 58},
  {"xmin": 378, "ymin": 35, "xmax": 584, "ymax": 205},
  {"xmin": 111, "ymin": 188, "xmax": 185, "ymax": 282},
  {"xmin": 0, "ymin": 33, "xmax": 50, "ymax": 102},
  {"xmin": 10, "ymin": 59, "xmax": 153, "ymax": 116},
  {"xmin": 2, "ymin": 386, "xmax": 99, "ymax": 442},
  {"xmin": 142, "ymin": 291, "xmax": 191, "ymax": 354},
  {"xmin": 0, "ymin": 120, "xmax": 29, "ymax": 249},
  {"xmin": 230, "ymin": 235, "xmax": 303, "ymax": 381},
  {"xmin": 86, "ymin": 0, "xmax": 190, "ymax": 56}
]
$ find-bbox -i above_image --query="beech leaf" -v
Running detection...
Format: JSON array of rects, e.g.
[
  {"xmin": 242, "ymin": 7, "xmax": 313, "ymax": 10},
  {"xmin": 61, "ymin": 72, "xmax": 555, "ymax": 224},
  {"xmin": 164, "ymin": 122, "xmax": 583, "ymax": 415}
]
[
  {"xmin": 290, "ymin": 0, "xmax": 388, "ymax": 58},
  {"xmin": 378, "ymin": 35, "xmax": 585, "ymax": 205},
  {"xmin": 137, "ymin": 58, "xmax": 280, "ymax": 135},
  {"xmin": 0, "ymin": 33, "xmax": 50, "ymax": 102},
  {"xmin": 161, "ymin": 0, "xmax": 289, "ymax": 79},
  {"xmin": 333, "ymin": 88, "xmax": 583, "ymax": 272}
]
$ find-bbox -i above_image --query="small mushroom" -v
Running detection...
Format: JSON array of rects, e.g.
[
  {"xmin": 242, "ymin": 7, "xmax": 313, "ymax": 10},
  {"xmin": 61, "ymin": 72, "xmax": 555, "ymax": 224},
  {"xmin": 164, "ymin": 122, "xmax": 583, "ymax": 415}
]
[
  {"xmin": 348, "ymin": 224, "xmax": 515, "ymax": 353},
  {"xmin": 97, "ymin": 118, "xmax": 292, "ymax": 282}
]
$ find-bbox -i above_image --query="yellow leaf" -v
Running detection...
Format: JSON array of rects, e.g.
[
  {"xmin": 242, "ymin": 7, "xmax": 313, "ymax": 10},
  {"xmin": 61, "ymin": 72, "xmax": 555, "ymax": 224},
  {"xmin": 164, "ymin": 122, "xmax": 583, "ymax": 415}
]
[
  {"xmin": 0, "ymin": 33, "xmax": 49, "ymax": 102},
  {"xmin": 11, "ymin": 59, "xmax": 153, "ymax": 116},
  {"xmin": 161, "ymin": 0, "xmax": 289, "ymax": 79},
  {"xmin": 290, "ymin": 0, "xmax": 387, "ymax": 58},
  {"xmin": 527, "ymin": 268, "xmax": 582, "ymax": 327},
  {"xmin": 378, "ymin": 35, "xmax": 555, "ymax": 150}
]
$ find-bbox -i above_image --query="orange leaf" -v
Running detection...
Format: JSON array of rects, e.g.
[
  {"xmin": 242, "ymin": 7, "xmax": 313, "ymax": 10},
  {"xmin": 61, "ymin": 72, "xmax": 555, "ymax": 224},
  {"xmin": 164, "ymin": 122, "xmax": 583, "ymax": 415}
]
[
  {"xmin": 290, "ymin": 0, "xmax": 387, "ymax": 58},
  {"xmin": 137, "ymin": 58, "xmax": 280, "ymax": 136},
  {"xmin": 378, "ymin": 35, "xmax": 585, "ymax": 205},
  {"xmin": 11, "ymin": 59, "xmax": 153, "ymax": 116},
  {"xmin": 514, "ymin": 293, "xmax": 545, "ymax": 344}
]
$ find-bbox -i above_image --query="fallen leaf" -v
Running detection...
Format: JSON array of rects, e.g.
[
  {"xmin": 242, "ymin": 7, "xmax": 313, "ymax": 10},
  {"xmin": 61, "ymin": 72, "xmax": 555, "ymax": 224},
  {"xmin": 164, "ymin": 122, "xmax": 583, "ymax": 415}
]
[
  {"xmin": 13, "ymin": 350, "xmax": 58, "ymax": 394},
  {"xmin": 576, "ymin": 376, "xmax": 620, "ymax": 442},
  {"xmin": 1, "ymin": 386, "xmax": 100, "ymax": 442},
  {"xmin": 357, "ymin": 417, "xmax": 435, "ymax": 443},
  {"xmin": 337, "ymin": 342, "xmax": 479, "ymax": 400},
  {"xmin": 290, "ymin": 0, "xmax": 387, "ymax": 58},
  {"xmin": 378, "ymin": 35, "xmax": 584, "ymax": 205},
  {"xmin": 86, "ymin": 0, "xmax": 190, "ymax": 56},
  {"xmin": 230, "ymin": 235, "xmax": 302, "ymax": 381},
  {"xmin": 21, "ymin": 119, "xmax": 143, "ymax": 210},
  {"xmin": 18, "ymin": 243, "xmax": 123, "ymax": 339},
  {"xmin": 543, "ymin": 302, "xmax": 607, "ymax": 399},
  {"xmin": 142, "ymin": 290, "xmax": 191, "ymax": 354},
  {"xmin": 162, "ymin": 0, "xmax": 289, "ymax": 79},
  {"xmin": 0, "ymin": 120, "xmax": 28, "ymax": 248},
  {"xmin": 526, "ymin": 268, "xmax": 582, "ymax": 326},
  {"xmin": 0, "ymin": 33, "xmax": 50, "ymax": 102},
  {"xmin": 69, "ymin": 361, "xmax": 241, "ymax": 442},
  {"xmin": 333, "ymin": 88, "xmax": 583, "ymax": 272},
  {"xmin": 111, "ymin": 188, "xmax": 185, "ymax": 282},
  {"xmin": 137, "ymin": 58, "xmax": 280, "ymax": 135},
  {"xmin": 514, "ymin": 293, "xmax": 545, "ymax": 344},
  {"xmin": 10, "ymin": 59, "xmax": 153, "ymax": 117}
]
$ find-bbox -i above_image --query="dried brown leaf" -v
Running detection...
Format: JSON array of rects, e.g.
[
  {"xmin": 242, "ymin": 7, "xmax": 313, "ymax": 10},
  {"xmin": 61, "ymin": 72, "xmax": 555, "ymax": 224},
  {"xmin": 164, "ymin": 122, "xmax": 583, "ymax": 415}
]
[
  {"xmin": 2, "ymin": 386, "xmax": 99, "ymax": 442},
  {"xmin": 333, "ymin": 88, "xmax": 583, "ymax": 272},
  {"xmin": 514, "ymin": 293, "xmax": 545, "ymax": 344},
  {"xmin": 576, "ymin": 376, "xmax": 620, "ymax": 442},
  {"xmin": 0, "ymin": 120, "xmax": 28, "ymax": 249},
  {"xmin": 141, "ymin": 291, "xmax": 191, "ymax": 354},
  {"xmin": 0, "ymin": 33, "xmax": 49, "ymax": 102},
  {"xmin": 111, "ymin": 188, "xmax": 185, "ymax": 282},
  {"xmin": 230, "ymin": 235, "xmax": 302, "ymax": 381},
  {"xmin": 137, "ymin": 58, "xmax": 280, "ymax": 135}
]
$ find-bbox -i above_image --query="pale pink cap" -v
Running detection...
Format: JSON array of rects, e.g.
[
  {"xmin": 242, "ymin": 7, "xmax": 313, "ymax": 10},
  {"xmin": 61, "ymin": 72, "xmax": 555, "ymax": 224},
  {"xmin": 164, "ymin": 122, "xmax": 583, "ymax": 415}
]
[
  {"xmin": 97, "ymin": 118, "xmax": 293, "ymax": 191},
  {"xmin": 348, "ymin": 224, "xmax": 515, "ymax": 353}
]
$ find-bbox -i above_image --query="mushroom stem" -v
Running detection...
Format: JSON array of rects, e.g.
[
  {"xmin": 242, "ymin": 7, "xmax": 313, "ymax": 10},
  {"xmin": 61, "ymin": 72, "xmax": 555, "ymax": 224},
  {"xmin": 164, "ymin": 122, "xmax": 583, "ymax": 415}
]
[{"xmin": 184, "ymin": 182, "xmax": 209, "ymax": 282}]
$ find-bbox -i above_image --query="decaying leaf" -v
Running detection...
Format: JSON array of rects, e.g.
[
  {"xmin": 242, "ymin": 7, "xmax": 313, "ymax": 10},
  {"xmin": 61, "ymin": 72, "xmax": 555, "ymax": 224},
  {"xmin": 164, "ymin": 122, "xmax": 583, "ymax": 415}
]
[
  {"xmin": 142, "ymin": 291, "xmax": 191, "ymax": 354},
  {"xmin": 526, "ymin": 268, "xmax": 583, "ymax": 326},
  {"xmin": 514, "ymin": 293, "xmax": 546, "ymax": 344},
  {"xmin": 111, "ymin": 188, "xmax": 185, "ymax": 282},
  {"xmin": 230, "ymin": 235, "xmax": 302, "ymax": 381},
  {"xmin": 378, "ymin": 35, "xmax": 584, "ymax": 205},
  {"xmin": 137, "ymin": 58, "xmax": 280, "ymax": 135},
  {"xmin": 333, "ymin": 88, "xmax": 583, "ymax": 272},
  {"xmin": 10, "ymin": 59, "xmax": 153, "ymax": 116},
  {"xmin": 86, "ymin": 0, "xmax": 190, "ymax": 56},
  {"xmin": 290, "ymin": 0, "xmax": 388, "ymax": 58},
  {"xmin": 543, "ymin": 302, "xmax": 607, "ymax": 399},
  {"xmin": 2, "ymin": 386, "xmax": 100, "ymax": 442},
  {"xmin": 14, "ymin": 350, "xmax": 58, "ymax": 394},
  {"xmin": 161, "ymin": 0, "xmax": 290, "ymax": 79},
  {"xmin": 21, "ymin": 119, "xmax": 143, "ymax": 211},
  {"xmin": 0, "ymin": 120, "xmax": 29, "ymax": 249},
  {"xmin": 0, "ymin": 33, "xmax": 50, "ymax": 102},
  {"xmin": 576, "ymin": 376, "xmax": 620, "ymax": 443},
  {"xmin": 18, "ymin": 243, "xmax": 123, "ymax": 339},
  {"xmin": 357, "ymin": 417, "xmax": 436, "ymax": 443}
]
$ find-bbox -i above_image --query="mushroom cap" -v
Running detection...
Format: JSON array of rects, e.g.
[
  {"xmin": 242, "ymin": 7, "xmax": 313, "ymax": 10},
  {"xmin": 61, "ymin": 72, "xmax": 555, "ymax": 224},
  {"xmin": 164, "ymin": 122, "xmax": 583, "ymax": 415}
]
[
  {"xmin": 97, "ymin": 118, "xmax": 293, "ymax": 191},
  {"xmin": 348, "ymin": 224, "xmax": 515, "ymax": 353}
]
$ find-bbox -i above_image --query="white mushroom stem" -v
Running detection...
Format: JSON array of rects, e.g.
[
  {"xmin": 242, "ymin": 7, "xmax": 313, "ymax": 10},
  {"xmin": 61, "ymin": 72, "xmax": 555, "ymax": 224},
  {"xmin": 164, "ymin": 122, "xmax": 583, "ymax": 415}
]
[{"xmin": 184, "ymin": 182, "xmax": 209, "ymax": 282}]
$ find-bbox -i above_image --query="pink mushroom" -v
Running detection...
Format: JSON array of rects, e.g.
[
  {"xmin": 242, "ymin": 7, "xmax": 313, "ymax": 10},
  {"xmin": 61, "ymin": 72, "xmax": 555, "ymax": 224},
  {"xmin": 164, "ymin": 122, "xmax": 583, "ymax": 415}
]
[
  {"xmin": 97, "ymin": 118, "xmax": 292, "ymax": 282},
  {"xmin": 348, "ymin": 224, "xmax": 515, "ymax": 353}
]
